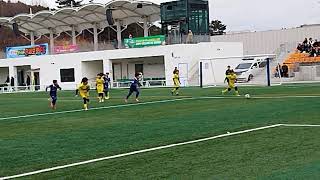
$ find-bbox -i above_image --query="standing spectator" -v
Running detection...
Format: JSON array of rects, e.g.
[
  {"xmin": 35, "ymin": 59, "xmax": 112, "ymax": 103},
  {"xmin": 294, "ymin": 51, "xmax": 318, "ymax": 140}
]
[
  {"xmin": 282, "ymin": 65, "xmax": 289, "ymax": 78},
  {"xmin": 186, "ymin": 30, "xmax": 193, "ymax": 44},
  {"xmin": 26, "ymin": 75, "xmax": 31, "ymax": 89},
  {"xmin": 10, "ymin": 76, "xmax": 15, "ymax": 91},
  {"xmin": 275, "ymin": 63, "xmax": 283, "ymax": 78}
]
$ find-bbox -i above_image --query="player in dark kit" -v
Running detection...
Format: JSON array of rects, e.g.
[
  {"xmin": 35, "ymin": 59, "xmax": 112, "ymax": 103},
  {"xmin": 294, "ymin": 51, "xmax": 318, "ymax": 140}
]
[
  {"xmin": 46, "ymin": 80, "xmax": 62, "ymax": 110},
  {"xmin": 224, "ymin": 66, "xmax": 232, "ymax": 83},
  {"xmin": 125, "ymin": 72, "xmax": 142, "ymax": 103},
  {"xmin": 104, "ymin": 73, "xmax": 111, "ymax": 100}
]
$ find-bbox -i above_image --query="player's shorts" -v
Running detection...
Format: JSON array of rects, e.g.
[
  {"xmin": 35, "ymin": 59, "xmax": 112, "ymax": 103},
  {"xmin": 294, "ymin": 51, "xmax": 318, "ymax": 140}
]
[
  {"xmin": 97, "ymin": 85, "xmax": 104, "ymax": 94},
  {"xmin": 129, "ymin": 85, "xmax": 139, "ymax": 92},
  {"xmin": 51, "ymin": 96, "xmax": 57, "ymax": 105},
  {"xmin": 228, "ymin": 83, "xmax": 236, "ymax": 89},
  {"xmin": 80, "ymin": 92, "xmax": 89, "ymax": 99},
  {"xmin": 174, "ymin": 81, "xmax": 180, "ymax": 88}
]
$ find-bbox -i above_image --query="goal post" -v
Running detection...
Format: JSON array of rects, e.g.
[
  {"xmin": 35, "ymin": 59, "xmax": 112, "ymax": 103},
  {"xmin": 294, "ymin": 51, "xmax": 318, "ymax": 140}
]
[{"xmin": 199, "ymin": 55, "xmax": 283, "ymax": 88}]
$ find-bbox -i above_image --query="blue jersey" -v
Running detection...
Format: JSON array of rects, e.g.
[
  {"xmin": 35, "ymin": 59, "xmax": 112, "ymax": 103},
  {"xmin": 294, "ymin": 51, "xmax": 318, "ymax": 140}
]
[
  {"xmin": 46, "ymin": 84, "xmax": 61, "ymax": 97},
  {"xmin": 104, "ymin": 77, "xmax": 111, "ymax": 89},
  {"xmin": 130, "ymin": 77, "xmax": 141, "ymax": 91}
]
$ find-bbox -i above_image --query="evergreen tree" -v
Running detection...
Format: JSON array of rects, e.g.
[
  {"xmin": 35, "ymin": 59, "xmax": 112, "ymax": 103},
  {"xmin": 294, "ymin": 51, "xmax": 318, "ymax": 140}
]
[{"xmin": 209, "ymin": 20, "xmax": 227, "ymax": 36}]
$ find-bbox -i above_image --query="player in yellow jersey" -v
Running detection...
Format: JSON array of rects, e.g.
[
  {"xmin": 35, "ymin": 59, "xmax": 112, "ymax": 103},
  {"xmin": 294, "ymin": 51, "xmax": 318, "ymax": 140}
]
[
  {"xmin": 96, "ymin": 73, "xmax": 105, "ymax": 103},
  {"xmin": 222, "ymin": 70, "xmax": 240, "ymax": 96},
  {"xmin": 76, "ymin": 77, "xmax": 90, "ymax": 110},
  {"xmin": 171, "ymin": 70, "xmax": 181, "ymax": 96}
]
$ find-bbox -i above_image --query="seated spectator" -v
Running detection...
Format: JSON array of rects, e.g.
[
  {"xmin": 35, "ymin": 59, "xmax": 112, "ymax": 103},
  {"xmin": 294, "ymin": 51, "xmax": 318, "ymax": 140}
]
[
  {"xmin": 309, "ymin": 47, "xmax": 317, "ymax": 57},
  {"xmin": 313, "ymin": 39, "xmax": 319, "ymax": 48},
  {"xmin": 309, "ymin": 38, "xmax": 314, "ymax": 47},
  {"xmin": 302, "ymin": 38, "xmax": 309, "ymax": 53},
  {"xmin": 297, "ymin": 43, "xmax": 303, "ymax": 53}
]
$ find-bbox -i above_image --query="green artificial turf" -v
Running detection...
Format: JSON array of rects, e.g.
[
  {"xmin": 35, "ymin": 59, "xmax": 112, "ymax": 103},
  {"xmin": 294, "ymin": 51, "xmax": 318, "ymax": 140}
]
[{"xmin": 0, "ymin": 85, "xmax": 320, "ymax": 179}]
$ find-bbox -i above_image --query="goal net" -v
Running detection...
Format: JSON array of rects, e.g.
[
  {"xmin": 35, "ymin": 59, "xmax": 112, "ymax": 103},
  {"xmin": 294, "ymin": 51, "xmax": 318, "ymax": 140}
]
[{"xmin": 199, "ymin": 56, "xmax": 284, "ymax": 88}]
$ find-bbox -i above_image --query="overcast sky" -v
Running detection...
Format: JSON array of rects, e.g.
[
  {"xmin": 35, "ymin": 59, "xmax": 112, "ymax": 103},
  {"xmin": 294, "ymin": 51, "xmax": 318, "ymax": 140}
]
[{"xmin": 9, "ymin": 0, "xmax": 320, "ymax": 31}]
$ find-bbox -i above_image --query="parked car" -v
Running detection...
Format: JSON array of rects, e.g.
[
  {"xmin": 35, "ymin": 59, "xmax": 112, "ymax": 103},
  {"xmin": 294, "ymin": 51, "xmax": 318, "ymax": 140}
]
[{"xmin": 234, "ymin": 57, "xmax": 269, "ymax": 82}]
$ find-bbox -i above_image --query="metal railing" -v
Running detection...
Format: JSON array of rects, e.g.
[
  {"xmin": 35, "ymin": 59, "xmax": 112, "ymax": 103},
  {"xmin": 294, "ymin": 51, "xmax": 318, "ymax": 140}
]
[{"xmin": 0, "ymin": 85, "xmax": 42, "ymax": 93}]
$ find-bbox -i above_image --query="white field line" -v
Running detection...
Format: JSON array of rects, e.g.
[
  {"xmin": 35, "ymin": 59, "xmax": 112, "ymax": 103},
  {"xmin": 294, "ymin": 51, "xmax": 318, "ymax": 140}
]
[
  {"xmin": 1, "ymin": 95, "xmax": 320, "ymax": 121},
  {"xmin": 280, "ymin": 124, "xmax": 320, "ymax": 127},
  {"xmin": 1, "ymin": 123, "xmax": 320, "ymax": 179}
]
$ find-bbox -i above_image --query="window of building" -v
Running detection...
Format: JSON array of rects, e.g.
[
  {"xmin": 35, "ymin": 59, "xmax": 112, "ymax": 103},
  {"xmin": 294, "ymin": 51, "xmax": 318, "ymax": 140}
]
[{"xmin": 60, "ymin": 68, "xmax": 75, "ymax": 82}]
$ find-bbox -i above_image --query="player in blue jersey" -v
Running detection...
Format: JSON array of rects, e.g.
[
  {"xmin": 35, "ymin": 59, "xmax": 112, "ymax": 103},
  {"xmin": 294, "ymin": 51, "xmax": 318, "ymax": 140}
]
[
  {"xmin": 103, "ymin": 73, "xmax": 111, "ymax": 100},
  {"xmin": 46, "ymin": 80, "xmax": 62, "ymax": 110},
  {"xmin": 125, "ymin": 72, "xmax": 142, "ymax": 103}
]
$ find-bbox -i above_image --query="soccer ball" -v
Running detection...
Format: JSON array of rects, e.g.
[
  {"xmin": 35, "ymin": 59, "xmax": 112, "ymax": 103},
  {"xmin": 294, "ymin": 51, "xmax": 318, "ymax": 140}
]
[{"xmin": 245, "ymin": 94, "xmax": 251, "ymax": 99}]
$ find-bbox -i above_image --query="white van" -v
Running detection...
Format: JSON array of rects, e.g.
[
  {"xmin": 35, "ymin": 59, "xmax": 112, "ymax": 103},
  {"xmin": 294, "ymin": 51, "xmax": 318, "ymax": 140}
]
[{"xmin": 234, "ymin": 56, "xmax": 271, "ymax": 82}]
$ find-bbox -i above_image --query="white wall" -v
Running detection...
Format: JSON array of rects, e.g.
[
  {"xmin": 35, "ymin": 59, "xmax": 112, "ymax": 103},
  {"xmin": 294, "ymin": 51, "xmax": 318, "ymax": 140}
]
[
  {"xmin": 0, "ymin": 42, "xmax": 243, "ymax": 89},
  {"xmin": 111, "ymin": 56, "xmax": 165, "ymax": 80},
  {"xmin": 163, "ymin": 42, "xmax": 243, "ymax": 86},
  {"xmin": 211, "ymin": 25, "xmax": 320, "ymax": 55}
]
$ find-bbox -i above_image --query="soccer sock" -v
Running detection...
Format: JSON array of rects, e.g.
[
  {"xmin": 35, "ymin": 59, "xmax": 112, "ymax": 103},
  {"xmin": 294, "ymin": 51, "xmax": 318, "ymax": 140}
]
[
  {"xmin": 84, "ymin": 104, "xmax": 88, "ymax": 109},
  {"xmin": 136, "ymin": 91, "xmax": 140, "ymax": 99},
  {"xmin": 126, "ymin": 91, "xmax": 133, "ymax": 99},
  {"xmin": 222, "ymin": 89, "xmax": 228, "ymax": 93}
]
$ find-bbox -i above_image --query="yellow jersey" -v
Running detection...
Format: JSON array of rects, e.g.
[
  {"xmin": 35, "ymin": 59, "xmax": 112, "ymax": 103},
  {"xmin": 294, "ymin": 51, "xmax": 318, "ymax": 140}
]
[
  {"xmin": 173, "ymin": 74, "xmax": 180, "ymax": 86},
  {"xmin": 96, "ymin": 77, "xmax": 104, "ymax": 93},
  {"xmin": 78, "ymin": 83, "xmax": 90, "ymax": 98},
  {"xmin": 227, "ymin": 74, "xmax": 237, "ymax": 86}
]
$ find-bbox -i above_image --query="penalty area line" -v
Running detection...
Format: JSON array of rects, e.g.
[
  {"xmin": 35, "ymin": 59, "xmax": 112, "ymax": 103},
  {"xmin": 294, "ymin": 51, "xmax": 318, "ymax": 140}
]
[{"xmin": 1, "ymin": 123, "xmax": 319, "ymax": 179}]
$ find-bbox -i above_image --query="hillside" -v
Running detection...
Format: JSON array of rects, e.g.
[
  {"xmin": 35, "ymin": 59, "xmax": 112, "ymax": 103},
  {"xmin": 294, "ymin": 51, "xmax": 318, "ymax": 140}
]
[{"xmin": 0, "ymin": 1, "xmax": 49, "ymax": 53}]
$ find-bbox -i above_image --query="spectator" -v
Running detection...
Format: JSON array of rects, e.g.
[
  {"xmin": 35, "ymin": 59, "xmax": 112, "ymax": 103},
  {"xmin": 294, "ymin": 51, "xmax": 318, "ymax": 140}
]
[
  {"xmin": 186, "ymin": 30, "xmax": 193, "ymax": 44},
  {"xmin": 302, "ymin": 38, "xmax": 309, "ymax": 52},
  {"xmin": 297, "ymin": 43, "xmax": 303, "ymax": 53},
  {"xmin": 275, "ymin": 63, "xmax": 283, "ymax": 78},
  {"xmin": 5, "ymin": 76, "xmax": 9, "ymax": 84},
  {"xmin": 26, "ymin": 75, "xmax": 31, "ymax": 87},
  {"xmin": 282, "ymin": 65, "xmax": 289, "ymax": 78},
  {"xmin": 310, "ymin": 47, "xmax": 317, "ymax": 57},
  {"xmin": 313, "ymin": 39, "xmax": 319, "ymax": 48},
  {"xmin": 10, "ymin": 77, "xmax": 15, "ymax": 91},
  {"xmin": 309, "ymin": 38, "xmax": 313, "ymax": 48}
]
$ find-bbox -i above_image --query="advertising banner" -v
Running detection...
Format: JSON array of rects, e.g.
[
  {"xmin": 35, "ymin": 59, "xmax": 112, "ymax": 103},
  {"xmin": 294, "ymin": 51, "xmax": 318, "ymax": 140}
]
[
  {"xmin": 6, "ymin": 44, "xmax": 49, "ymax": 58},
  {"xmin": 124, "ymin": 35, "xmax": 166, "ymax": 48},
  {"xmin": 54, "ymin": 44, "xmax": 79, "ymax": 54}
]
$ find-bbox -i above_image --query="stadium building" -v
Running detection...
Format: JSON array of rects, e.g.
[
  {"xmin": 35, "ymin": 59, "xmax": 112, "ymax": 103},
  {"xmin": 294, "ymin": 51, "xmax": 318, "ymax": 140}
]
[{"xmin": 0, "ymin": 0, "xmax": 243, "ymax": 91}]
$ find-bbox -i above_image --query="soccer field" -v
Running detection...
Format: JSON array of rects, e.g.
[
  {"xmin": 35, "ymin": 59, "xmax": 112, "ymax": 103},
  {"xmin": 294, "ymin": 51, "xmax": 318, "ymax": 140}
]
[{"xmin": 1, "ymin": 85, "xmax": 320, "ymax": 179}]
